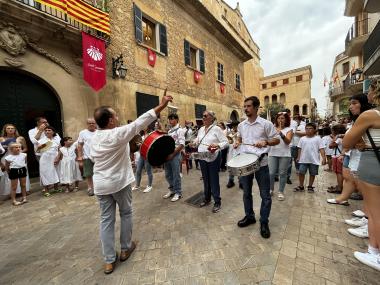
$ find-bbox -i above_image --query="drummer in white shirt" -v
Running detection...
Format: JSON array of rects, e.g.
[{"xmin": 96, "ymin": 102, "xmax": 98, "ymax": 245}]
[
  {"xmin": 193, "ymin": 110, "xmax": 228, "ymax": 213},
  {"xmin": 234, "ymin": 96, "xmax": 280, "ymax": 239}
]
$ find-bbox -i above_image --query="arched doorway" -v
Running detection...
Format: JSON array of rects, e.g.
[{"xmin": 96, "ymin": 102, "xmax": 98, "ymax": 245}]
[
  {"xmin": 230, "ymin": 110, "xmax": 239, "ymax": 122},
  {"xmin": 0, "ymin": 67, "xmax": 62, "ymax": 177}
]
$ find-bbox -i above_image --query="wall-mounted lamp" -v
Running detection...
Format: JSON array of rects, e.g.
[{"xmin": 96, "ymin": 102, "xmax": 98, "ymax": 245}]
[{"xmin": 112, "ymin": 54, "xmax": 127, "ymax": 79}]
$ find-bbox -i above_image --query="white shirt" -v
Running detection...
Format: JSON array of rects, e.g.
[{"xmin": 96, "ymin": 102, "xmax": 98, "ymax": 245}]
[
  {"xmin": 269, "ymin": 127, "xmax": 292, "ymax": 157},
  {"xmin": 5, "ymin": 153, "xmax": 27, "ymax": 168},
  {"xmin": 237, "ymin": 117, "xmax": 279, "ymax": 166},
  {"xmin": 28, "ymin": 127, "xmax": 61, "ymax": 155},
  {"xmin": 331, "ymin": 137, "xmax": 343, "ymax": 157},
  {"xmin": 90, "ymin": 109, "xmax": 157, "ymax": 195},
  {"xmin": 184, "ymin": 127, "xmax": 193, "ymax": 142},
  {"xmin": 78, "ymin": 129, "xmax": 96, "ymax": 159},
  {"xmin": 292, "ymin": 124, "xmax": 306, "ymax": 146},
  {"xmin": 289, "ymin": 120, "xmax": 298, "ymax": 146},
  {"xmin": 0, "ymin": 144, "xmax": 4, "ymax": 155},
  {"xmin": 168, "ymin": 124, "xmax": 185, "ymax": 147},
  {"xmin": 297, "ymin": 136, "xmax": 324, "ymax": 165},
  {"xmin": 322, "ymin": 135, "xmax": 334, "ymax": 156},
  {"xmin": 194, "ymin": 124, "xmax": 228, "ymax": 162}
]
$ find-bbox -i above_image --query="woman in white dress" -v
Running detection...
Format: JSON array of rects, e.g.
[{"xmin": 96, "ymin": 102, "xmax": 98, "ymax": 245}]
[
  {"xmin": 37, "ymin": 126, "xmax": 60, "ymax": 197},
  {"xmin": 57, "ymin": 137, "xmax": 82, "ymax": 192},
  {"xmin": 0, "ymin": 124, "xmax": 31, "ymax": 197}
]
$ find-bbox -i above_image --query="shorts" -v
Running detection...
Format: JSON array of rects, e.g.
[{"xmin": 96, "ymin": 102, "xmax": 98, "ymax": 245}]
[
  {"xmin": 83, "ymin": 159, "xmax": 94, "ymax": 178},
  {"xmin": 342, "ymin": 155, "xmax": 350, "ymax": 168},
  {"xmin": 298, "ymin": 163, "xmax": 319, "ymax": 176},
  {"xmin": 332, "ymin": 156, "xmax": 343, "ymax": 174},
  {"xmin": 9, "ymin": 167, "xmax": 27, "ymax": 180},
  {"xmin": 357, "ymin": 151, "xmax": 380, "ymax": 186}
]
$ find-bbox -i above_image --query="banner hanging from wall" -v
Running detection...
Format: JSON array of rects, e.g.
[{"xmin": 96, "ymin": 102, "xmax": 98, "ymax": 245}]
[
  {"xmin": 82, "ymin": 32, "xmax": 106, "ymax": 91},
  {"xmin": 194, "ymin": 71, "xmax": 201, "ymax": 83},
  {"xmin": 220, "ymin": 83, "xmax": 225, "ymax": 94},
  {"xmin": 34, "ymin": 0, "xmax": 110, "ymax": 34},
  {"xmin": 147, "ymin": 48, "xmax": 157, "ymax": 67}
]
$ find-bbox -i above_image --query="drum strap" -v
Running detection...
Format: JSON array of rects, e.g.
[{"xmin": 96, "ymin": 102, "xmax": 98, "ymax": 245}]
[
  {"xmin": 258, "ymin": 153, "xmax": 267, "ymax": 162},
  {"xmin": 199, "ymin": 125, "xmax": 214, "ymax": 146}
]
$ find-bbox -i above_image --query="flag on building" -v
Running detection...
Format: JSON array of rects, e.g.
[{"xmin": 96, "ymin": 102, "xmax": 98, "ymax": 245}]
[
  {"xmin": 220, "ymin": 83, "xmax": 225, "ymax": 94},
  {"xmin": 194, "ymin": 70, "xmax": 201, "ymax": 83},
  {"xmin": 147, "ymin": 48, "xmax": 157, "ymax": 67},
  {"xmin": 333, "ymin": 70, "xmax": 340, "ymax": 83},
  {"xmin": 351, "ymin": 62, "xmax": 356, "ymax": 74},
  {"xmin": 82, "ymin": 32, "xmax": 106, "ymax": 91},
  {"xmin": 323, "ymin": 73, "xmax": 328, "ymax": 87},
  {"xmin": 35, "ymin": 0, "xmax": 110, "ymax": 34}
]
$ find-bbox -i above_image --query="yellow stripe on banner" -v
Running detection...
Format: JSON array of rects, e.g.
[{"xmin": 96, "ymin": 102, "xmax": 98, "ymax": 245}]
[
  {"xmin": 34, "ymin": 0, "xmax": 67, "ymax": 13},
  {"xmin": 68, "ymin": 0, "xmax": 109, "ymax": 26}
]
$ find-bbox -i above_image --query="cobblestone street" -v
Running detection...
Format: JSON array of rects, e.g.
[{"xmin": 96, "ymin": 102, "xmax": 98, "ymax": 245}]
[{"xmin": 0, "ymin": 169, "xmax": 379, "ymax": 285}]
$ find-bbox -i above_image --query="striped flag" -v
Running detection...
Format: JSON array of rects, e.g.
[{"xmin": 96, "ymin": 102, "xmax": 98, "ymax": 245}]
[{"xmin": 34, "ymin": 0, "xmax": 110, "ymax": 35}]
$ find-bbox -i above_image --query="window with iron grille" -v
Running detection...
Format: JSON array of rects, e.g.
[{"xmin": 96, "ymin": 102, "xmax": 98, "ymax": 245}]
[
  {"xmin": 217, "ymin": 62, "xmax": 224, "ymax": 82},
  {"xmin": 235, "ymin": 74, "xmax": 241, "ymax": 91}
]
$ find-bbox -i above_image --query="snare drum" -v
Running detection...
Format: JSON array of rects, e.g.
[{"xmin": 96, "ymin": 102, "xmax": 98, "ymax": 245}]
[
  {"xmin": 191, "ymin": 152, "xmax": 216, "ymax": 161},
  {"xmin": 227, "ymin": 153, "xmax": 260, "ymax": 176}
]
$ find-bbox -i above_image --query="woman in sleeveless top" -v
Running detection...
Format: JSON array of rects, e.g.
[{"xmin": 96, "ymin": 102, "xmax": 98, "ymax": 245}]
[
  {"xmin": 343, "ymin": 89, "xmax": 380, "ymax": 271},
  {"xmin": 0, "ymin": 124, "xmax": 30, "ymax": 196}
]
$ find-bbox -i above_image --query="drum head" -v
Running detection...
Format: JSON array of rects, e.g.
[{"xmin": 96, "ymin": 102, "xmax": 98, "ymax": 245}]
[
  {"xmin": 147, "ymin": 135, "xmax": 175, "ymax": 166},
  {"xmin": 227, "ymin": 153, "xmax": 259, "ymax": 167}
]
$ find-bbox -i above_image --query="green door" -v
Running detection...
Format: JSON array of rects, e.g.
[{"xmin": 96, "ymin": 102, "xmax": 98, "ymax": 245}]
[{"xmin": 0, "ymin": 68, "xmax": 62, "ymax": 177}]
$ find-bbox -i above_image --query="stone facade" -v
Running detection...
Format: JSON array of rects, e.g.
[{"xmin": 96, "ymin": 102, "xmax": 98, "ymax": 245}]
[{"xmin": 259, "ymin": 66, "xmax": 313, "ymax": 118}]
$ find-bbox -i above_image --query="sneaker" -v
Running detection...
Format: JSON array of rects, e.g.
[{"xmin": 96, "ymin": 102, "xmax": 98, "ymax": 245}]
[
  {"xmin": 163, "ymin": 191, "xmax": 175, "ymax": 199},
  {"xmin": 171, "ymin": 193, "xmax": 182, "ymax": 202},
  {"xmin": 348, "ymin": 225, "xmax": 368, "ymax": 238},
  {"xmin": 277, "ymin": 193, "xmax": 285, "ymax": 201},
  {"xmin": 226, "ymin": 181, "xmax": 235, "ymax": 188},
  {"xmin": 345, "ymin": 217, "xmax": 368, "ymax": 227},
  {"xmin": 143, "ymin": 186, "xmax": 152, "ymax": 193},
  {"xmin": 87, "ymin": 189, "xmax": 94, "ymax": 196},
  {"xmin": 327, "ymin": 198, "xmax": 349, "ymax": 206},
  {"xmin": 286, "ymin": 178, "xmax": 292, "ymax": 184},
  {"xmin": 180, "ymin": 173, "xmax": 183, "ymax": 178},
  {"xmin": 352, "ymin": 210, "xmax": 366, "ymax": 218},
  {"xmin": 212, "ymin": 203, "xmax": 221, "ymax": 213},
  {"xmin": 350, "ymin": 192, "xmax": 363, "ymax": 200},
  {"xmin": 132, "ymin": 186, "xmax": 140, "ymax": 191},
  {"xmin": 354, "ymin": 251, "xmax": 380, "ymax": 271},
  {"xmin": 270, "ymin": 190, "xmax": 274, "ymax": 196}
]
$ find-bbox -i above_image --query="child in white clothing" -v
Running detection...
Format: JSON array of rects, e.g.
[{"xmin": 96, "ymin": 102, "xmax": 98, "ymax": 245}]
[
  {"xmin": 4, "ymin": 143, "xmax": 28, "ymax": 205},
  {"xmin": 295, "ymin": 123, "xmax": 326, "ymax": 193},
  {"xmin": 57, "ymin": 137, "xmax": 82, "ymax": 192}
]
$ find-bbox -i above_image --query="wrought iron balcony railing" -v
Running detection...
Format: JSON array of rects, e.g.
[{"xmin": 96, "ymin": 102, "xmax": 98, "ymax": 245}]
[
  {"xmin": 14, "ymin": 0, "xmax": 109, "ymax": 42},
  {"xmin": 345, "ymin": 18, "xmax": 369, "ymax": 48},
  {"xmin": 329, "ymin": 87, "xmax": 344, "ymax": 98}
]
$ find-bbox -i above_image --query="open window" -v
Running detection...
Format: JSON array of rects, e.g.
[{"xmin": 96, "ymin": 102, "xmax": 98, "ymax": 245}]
[{"xmin": 184, "ymin": 40, "xmax": 205, "ymax": 72}]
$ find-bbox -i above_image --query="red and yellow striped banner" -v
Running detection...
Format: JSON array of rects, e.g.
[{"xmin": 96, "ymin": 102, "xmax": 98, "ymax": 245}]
[{"xmin": 34, "ymin": 0, "xmax": 110, "ymax": 35}]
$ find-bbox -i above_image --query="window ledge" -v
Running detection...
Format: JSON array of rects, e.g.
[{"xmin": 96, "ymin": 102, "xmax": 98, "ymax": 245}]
[
  {"xmin": 186, "ymin": 65, "xmax": 204, "ymax": 74},
  {"xmin": 136, "ymin": 42, "xmax": 166, "ymax": 57},
  {"xmin": 216, "ymin": 79, "xmax": 225, "ymax": 84},
  {"xmin": 234, "ymin": 88, "xmax": 242, "ymax": 93}
]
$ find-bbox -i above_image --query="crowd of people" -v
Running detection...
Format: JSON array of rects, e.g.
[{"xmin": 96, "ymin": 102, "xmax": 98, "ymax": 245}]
[{"xmin": 0, "ymin": 82, "xmax": 379, "ymax": 274}]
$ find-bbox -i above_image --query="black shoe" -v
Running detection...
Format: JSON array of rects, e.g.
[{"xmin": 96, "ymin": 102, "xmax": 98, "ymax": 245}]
[
  {"xmin": 274, "ymin": 176, "xmax": 279, "ymax": 182},
  {"xmin": 350, "ymin": 192, "xmax": 363, "ymax": 200},
  {"xmin": 199, "ymin": 200, "xmax": 211, "ymax": 207},
  {"xmin": 212, "ymin": 203, "xmax": 221, "ymax": 213},
  {"xmin": 260, "ymin": 223, "xmax": 271, "ymax": 239},
  {"xmin": 226, "ymin": 181, "xmax": 235, "ymax": 188},
  {"xmin": 237, "ymin": 216, "xmax": 256, "ymax": 227},
  {"xmin": 286, "ymin": 178, "xmax": 292, "ymax": 184}
]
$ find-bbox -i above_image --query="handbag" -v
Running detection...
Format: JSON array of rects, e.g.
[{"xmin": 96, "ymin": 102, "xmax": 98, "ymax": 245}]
[{"xmin": 366, "ymin": 130, "xmax": 380, "ymax": 164}]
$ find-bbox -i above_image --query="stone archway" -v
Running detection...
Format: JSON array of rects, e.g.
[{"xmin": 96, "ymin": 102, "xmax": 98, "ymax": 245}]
[
  {"xmin": 230, "ymin": 110, "xmax": 239, "ymax": 122},
  {"xmin": 0, "ymin": 67, "xmax": 63, "ymax": 177}
]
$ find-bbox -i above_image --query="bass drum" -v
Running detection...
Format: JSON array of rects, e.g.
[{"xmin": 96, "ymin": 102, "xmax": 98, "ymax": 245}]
[{"xmin": 140, "ymin": 131, "xmax": 175, "ymax": 166}]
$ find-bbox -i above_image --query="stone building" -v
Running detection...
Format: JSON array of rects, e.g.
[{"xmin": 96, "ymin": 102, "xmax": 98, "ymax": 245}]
[
  {"xmin": 259, "ymin": 66, "xmax": 313, "ymax": 118},
  {"xmin": 0, "ymin": 0, "xmax": 261, "ymax": 175},
  {"xmin": 328, "ymin": 0, "xmax": 380, "ymax": 117}
]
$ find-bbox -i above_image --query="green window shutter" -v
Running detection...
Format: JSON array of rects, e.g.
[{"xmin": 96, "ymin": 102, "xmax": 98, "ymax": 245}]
[
  {"xmin": 199, "ymin": 49, "xmax": 205, "ymax": 73},
  {"xmin": 134, "ymin": 3, "xmax": 143, "ymax": 43},
  {"xmin": 184, "ymin": 40, "xmax": 190, "ymax": 66},
  {"xmin": 159, "ymin": 24, "xmax": 168, "ymax": 56}
]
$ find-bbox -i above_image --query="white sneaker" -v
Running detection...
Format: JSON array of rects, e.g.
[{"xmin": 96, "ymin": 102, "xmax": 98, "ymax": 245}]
[
  {"xmin": 345, "ymin": 217, "xmax": 368, "ymax": 227},
  {"xmin": 348, "ymin": 225, "xmax": 368, "ymax": 238},
  {"xmin": 171, "ymin": 193, "xmax": 182, "ymax": 202},
  {"xmin": 132, "ymin": 186, "xmax": 140, "ymax": 191},
  {"xmin": 352, "ymin": 210, "xmax": 365, "ymax": 218},
  {"xmin": 180, "ymin": 173, "xmax": 183, "ymax": 178},
  {"xmin": 277, "ymin": 193, "xmax": 285, "ymax": 201},
  {"xmin": 270, "ymin": 190, "xmax": 274, "ymax": 196},
  {"xmin": 163, "ymin": 191, "xmax": 174, "ymax": 199},
  {"xmin": 143, "ymin": 186, "xmax": 152, "ymax": 193},
  {"xmin": 354, "ymin": 251, "xmax": 380, "ymax": 271}
]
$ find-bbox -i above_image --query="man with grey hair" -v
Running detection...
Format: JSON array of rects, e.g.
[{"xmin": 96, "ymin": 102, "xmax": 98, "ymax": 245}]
[{"xmin": 77, "ymin": 118, "xmax": 97, "ymax": 196}]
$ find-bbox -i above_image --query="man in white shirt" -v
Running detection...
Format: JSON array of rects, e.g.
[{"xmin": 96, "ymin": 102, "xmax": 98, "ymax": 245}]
[
  {"xmin": 28, "ymin": 117, "xmax": 61, "ymax": 160},
  {"xmin": 235, "ymin": 96, "xmax": 280, "ymax": 239},
  {"xmin": 77, "ymin": 118, "xmax": 97, "ymax": 196},
  {"xmin": 289, "ymin": 115, "xmax": 305, "ymax": 175},
  {"xmin": 162, "ymin": 113, "xmax": 185, "ymax": 202},
  {"xmin": 90, "ymin": 93, "xmax": 172, "ymax": 274}
]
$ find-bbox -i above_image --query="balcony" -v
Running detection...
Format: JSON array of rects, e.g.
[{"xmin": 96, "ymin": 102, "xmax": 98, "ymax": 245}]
[
  {"xmin": 363, "ymin": 19, "xmax": 380, "ymax": 75},
  {"xmin": 364, "ymin": 0, "xmax": 380, "ymax": 13},
  {"xmin": 345, "ymin": 18, "xmax": 369, "ymax": 57},
  {"xmin": 0, "ymin": 0, "xmax": 109, "ymax": 43},
  {"xmin": 344, "ymin": 0, "xmax": 365, "ymax": 16},
  {"xmin": 329, "ymin": 87, "xmax": 345, "ymax": 100},
  {"xmin": 343, "ymin": 69, "xmax": 364, "ymax": 95}
]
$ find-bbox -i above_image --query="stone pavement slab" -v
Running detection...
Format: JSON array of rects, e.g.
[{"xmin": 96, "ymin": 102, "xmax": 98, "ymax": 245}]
[{"xmin": 0, "ymin": 168, "xmax": 378, "ymax": 284}]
